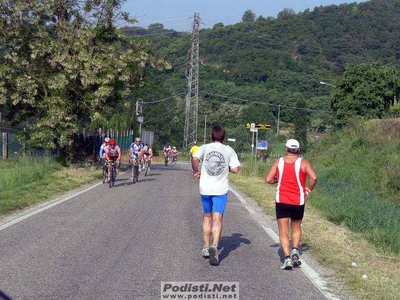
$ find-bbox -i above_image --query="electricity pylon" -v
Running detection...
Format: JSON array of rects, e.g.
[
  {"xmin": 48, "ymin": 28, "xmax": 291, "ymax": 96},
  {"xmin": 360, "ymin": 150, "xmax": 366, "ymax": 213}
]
[{"xmin": 183, "ymin": 13, "xmax": 200, "ymax": 152}]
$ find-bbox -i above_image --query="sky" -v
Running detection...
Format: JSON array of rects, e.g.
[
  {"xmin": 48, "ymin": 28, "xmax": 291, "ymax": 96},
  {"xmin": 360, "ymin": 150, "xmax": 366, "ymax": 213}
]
[{"xmin": 121, "ymin": 0, "xmax": 369, "ymax": 31}]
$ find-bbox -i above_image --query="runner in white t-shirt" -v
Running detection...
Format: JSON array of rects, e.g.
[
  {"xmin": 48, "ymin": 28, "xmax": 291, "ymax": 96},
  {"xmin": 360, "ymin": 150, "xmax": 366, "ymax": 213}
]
[{"xmin": 192, "ymin": 124, "xmax": 240, "ymax": 266}]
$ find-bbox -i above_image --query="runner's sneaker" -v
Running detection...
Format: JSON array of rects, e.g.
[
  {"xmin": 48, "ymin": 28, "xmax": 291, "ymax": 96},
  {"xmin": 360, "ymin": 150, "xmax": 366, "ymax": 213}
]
[
  {"xmin": 291, "ymin": 249, "xmax": 302, "ymax": 267},
  {"xmin": 208, "ymin": 244, "xmax": 219, "ymax": 266},
  {"xmin": 281, "ymin": 257, "xmax": 293, "ymax": 270},
  {"xmin": 202, "ymin": 246, "xmax": 210, "ymax": 258}
]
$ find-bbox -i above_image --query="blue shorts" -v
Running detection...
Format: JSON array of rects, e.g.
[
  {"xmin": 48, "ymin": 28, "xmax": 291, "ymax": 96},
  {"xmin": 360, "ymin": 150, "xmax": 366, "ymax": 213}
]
[{"xmin": 201, "ymin": 194, "xmax": 228, "ymax": 214}]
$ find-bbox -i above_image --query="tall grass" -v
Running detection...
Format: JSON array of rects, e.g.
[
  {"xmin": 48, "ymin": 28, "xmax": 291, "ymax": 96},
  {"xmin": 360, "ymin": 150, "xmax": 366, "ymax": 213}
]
[
  {"xmin": 308, "ymin": 119, "xmax": 400, "ymax": 254},
  {"xmin": 0, "ymin": 156, "xmax": 62, "ymax": 191},
  {"xmin": 239, "ymin": 119, "xmax": 400, "ymax": 255},
  {"xmin": 0, "ymin": 156, "xmax": 63, "ymax": 214}
]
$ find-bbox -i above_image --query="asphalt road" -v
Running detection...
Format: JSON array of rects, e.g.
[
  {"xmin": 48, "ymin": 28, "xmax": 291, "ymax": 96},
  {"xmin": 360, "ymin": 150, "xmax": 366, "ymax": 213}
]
[{"xmin": 0, "ymin": 162, "xmax": 340, "ymax": 300}]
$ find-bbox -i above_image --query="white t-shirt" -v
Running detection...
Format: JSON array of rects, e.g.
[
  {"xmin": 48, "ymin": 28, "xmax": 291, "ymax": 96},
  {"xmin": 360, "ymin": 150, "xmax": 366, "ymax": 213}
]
[{"xmin": 194, "ymin": 142, "xmax": 241, "ymax": 195}]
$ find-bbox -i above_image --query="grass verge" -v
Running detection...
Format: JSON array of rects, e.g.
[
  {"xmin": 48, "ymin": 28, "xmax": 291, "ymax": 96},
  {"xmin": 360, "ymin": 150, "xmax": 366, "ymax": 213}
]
[
  {"xmin": 1, "ymin": 148, "xmax": 398, "ymax": 299},
  {"xmin": 230, "ymin": 161, "xmax": 400, "ymax": 300},
  {"xmin": 0, "ymin": 157, "xmax": 100, "ymax": 216}
]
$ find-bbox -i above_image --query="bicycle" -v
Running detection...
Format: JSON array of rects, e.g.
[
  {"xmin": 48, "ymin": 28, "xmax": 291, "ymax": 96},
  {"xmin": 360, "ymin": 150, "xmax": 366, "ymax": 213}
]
[
  {"xmin": 102, "ymin": 159, "xmax": 108, "ymax": 183},
  {"xmin": 172, "ymin": 154, "xmax": 177, "ymax": 164},
  {"xmin": 143, "ymin": 156, "xmax": 149, "ymax": 177},
  {"xmin": 131, "ymin": 158, "xmax": 139, "ymax": 183},
  {"xmin": 164, "ymin": 153, "xmax": 170, "ymax": 166},
  {"xmin": 108, "ymin": 160, "xmax": 117, "ymax": 188}
]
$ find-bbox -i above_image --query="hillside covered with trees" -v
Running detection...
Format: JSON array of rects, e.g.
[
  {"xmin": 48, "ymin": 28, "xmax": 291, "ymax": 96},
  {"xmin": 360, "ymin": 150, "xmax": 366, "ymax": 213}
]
[
  {"xmin": 0, "ymin": 0, "xmax": 399, "ymax": 154},
  {"xmin": 120, "ymin": 0, "xmax": 400, "ymax": 150}
]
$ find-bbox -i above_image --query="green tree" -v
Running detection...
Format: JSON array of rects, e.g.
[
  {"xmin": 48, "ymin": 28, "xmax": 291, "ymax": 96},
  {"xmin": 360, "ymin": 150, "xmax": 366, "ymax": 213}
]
[
  {"xmin": 293, "ymin": 97, "xmax": 308, "ymax": 152},
  {"xmin": 212, "ymin": 23, "xmax": 224, "ymax": 30},
  {"xmin": 0, "ymin": 0, "xmax": 169, "ymax": 153},
  {"xmin": 228, "ymin": 125, "xmax": 252, "ymax": 153},
  {"xmin": 148, "ymin": 23, "xmax": 165, "ymax": 33},
  {"xmin": 240, "ymin": 103, "xmax": 274, "ymax": 127},
  {"xmin": 242, "ymin": 10, "xmax": 256, "ymax": 22},
  {"xmin": 389, "ymin": 103, "xmax": 400, "ymax": 118},
  {"xmin": 277, "ymin": 8, "xmax": 296, "ymax": 19},
  {"xmin": 331, "ymin": 63, "xmax": 399, "ymax": 128}
]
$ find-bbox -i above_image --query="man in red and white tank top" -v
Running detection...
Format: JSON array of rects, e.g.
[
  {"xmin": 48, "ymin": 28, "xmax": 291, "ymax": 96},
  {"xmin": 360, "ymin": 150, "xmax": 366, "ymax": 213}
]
[{"xmin": 265, "ymin": 139, "xmax": 318, "ymax": 270}]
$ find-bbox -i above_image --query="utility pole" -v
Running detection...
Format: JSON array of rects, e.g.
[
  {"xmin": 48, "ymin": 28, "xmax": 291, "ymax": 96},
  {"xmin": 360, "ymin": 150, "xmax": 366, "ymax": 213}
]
[
  {"xmin": 276, "ymin": 105, "xmax": 281, "ymax": 136},
  {"xmin": 204, "ymin": 115, "xmax": 207, "ymax": 144},
  {"xmin": 136, "ymin": 98, "xmax": 143, "ymax": 139},
  {"xmin": 183, "ymin": 12, "xmax": 200, "ymax": 152}
]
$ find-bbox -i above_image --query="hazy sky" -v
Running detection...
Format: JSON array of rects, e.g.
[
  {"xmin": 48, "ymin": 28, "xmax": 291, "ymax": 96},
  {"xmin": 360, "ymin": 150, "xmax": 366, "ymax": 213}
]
[{"xmin": 122, "ymin": 0, "xmax": 369, "ymax": 31}]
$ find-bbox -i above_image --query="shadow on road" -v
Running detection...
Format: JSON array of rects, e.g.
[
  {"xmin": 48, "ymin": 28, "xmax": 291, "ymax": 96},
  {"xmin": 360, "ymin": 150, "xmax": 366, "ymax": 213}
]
[
  {"xmin": 218, "ymin": 233, "xmax": 251, "ymax": 262},
  {"xmin": 0, "ymin": 289, "xmax": 13, "ymax": 300}
]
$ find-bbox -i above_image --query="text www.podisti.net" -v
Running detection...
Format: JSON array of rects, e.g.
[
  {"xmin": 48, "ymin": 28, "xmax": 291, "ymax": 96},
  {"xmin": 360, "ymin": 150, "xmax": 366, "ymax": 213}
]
[{"xmin": 161, "ymin": 282, "xmax": 239, "ymax": 299}]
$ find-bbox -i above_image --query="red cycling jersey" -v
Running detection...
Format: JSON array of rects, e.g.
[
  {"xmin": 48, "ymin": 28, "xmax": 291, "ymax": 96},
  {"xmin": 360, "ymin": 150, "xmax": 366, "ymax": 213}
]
[
  {"xmin": 105, "ymin": 144, "xmax": 120, "ymax": 158},
  {"xmin": 163, "ymin": 146, "xmax": 171, "ymax": 155}
]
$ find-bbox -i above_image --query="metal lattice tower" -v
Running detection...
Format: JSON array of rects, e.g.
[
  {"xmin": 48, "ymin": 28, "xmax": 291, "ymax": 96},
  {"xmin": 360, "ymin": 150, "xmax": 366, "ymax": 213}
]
[{"xmin": 183, "ymin": 13, "xmax": 200, "ymax": 152}]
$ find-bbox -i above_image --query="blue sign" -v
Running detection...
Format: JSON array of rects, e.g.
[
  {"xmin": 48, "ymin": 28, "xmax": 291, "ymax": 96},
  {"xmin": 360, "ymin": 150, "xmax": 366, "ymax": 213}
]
[{"xmin": 257, "ymin": 140, "xmax": 268, "ymax": 150}]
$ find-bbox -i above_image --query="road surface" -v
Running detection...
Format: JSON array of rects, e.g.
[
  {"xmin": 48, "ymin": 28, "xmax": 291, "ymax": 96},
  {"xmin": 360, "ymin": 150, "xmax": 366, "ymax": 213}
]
[{"xmin": 0, "ymin": 162, "xmax": 340, "ymax": 300}]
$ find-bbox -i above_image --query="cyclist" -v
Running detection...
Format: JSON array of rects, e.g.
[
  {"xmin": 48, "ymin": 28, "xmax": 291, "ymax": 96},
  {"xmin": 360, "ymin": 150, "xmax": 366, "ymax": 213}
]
[
  {"xmin": 99, "ymin": 137, "xmax": 110, "ymax": 162},
  {"xmin": 128, "ymin": 137, "xmax": 144, "ymax": 173},
  {"xmin": 99, "ymin": 137, "xmax": 110, "ymax": 182},
  {"xmin": 105, "ymin": 138, "xmax": 121, "ymax": 182},
  {"xmin": 163, "ymin": 143, "xmax": 172, "ymax": 164},
  {"xmin": 172, "ymin": 146, "xmax": 178, "ymax": 163},
  {"xmin": 142, "ymin": 143, "xmax": 153, "ymax": 171}
]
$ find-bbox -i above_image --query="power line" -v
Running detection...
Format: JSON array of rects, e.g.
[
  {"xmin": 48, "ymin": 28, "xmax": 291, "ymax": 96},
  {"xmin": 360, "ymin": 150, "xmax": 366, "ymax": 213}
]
[
  {"xmin": 134, "ymin": 17, "xmax": 192, "ymax": 25},
  {"xmin": 127, "ymin": 31, "xmax": 191, "ymax": 38},
  {"xmin": 141, "ymin": 93, "xmax": 186, "ymax": 104},
  {"xmin": 142, "ymin": 103, "xmax": 184, "ymax": 124},
  {"xmin": 201, "ymin": 92, "xmax": 332, "ymax": 113}
]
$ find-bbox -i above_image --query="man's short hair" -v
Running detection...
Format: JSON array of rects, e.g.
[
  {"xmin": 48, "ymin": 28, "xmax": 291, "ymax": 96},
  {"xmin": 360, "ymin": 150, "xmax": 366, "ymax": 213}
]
[
  {"xmin": 211, "ymin": 125, "xmax": 226, "ymax": 142},
  {"xmin": 285, "ymin": 139, "xmax": 301, "ymax": 154},
  {"xmin": 287, "ymin": 147, "xmax": 300, "ymax": 154}
]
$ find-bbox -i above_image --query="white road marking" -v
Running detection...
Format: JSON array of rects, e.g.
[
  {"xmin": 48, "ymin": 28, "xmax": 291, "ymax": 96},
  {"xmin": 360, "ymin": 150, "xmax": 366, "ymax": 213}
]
[
  {"xmin": 229, "ymin": 185, "xmax": 340, "ymax": 300},
  {"xmin": 1, "ymin": 175, "xmax": 339, "ymax": 299},
  {"xmin": 0, "ymin": 182, "xmax": 103, "ymax": 232}
]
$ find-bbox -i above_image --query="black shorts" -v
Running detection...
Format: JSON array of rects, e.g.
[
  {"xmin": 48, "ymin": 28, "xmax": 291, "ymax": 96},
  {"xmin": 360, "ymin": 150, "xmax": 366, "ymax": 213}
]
[{"xmin": 276, "ymin": 203, "xmax": 305, "ymax": 220}]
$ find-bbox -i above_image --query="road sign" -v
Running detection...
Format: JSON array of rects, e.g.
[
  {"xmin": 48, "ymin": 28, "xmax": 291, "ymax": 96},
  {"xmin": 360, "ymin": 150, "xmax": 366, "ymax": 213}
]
[
  {"xmin": 142, "ymin": 131, "xmax": 154, "ymax": 146},
  {"xmin": 246, "ymin": 123, "xmax": 272, "ymax": 130},
  {"xmin": 257, "ymin": 140, "xmax": 268, "ymax": 150}
]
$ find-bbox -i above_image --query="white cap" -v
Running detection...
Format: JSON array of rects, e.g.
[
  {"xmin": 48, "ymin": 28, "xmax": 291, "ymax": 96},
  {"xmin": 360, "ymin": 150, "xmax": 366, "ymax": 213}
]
[{"xmin": 285, "ymin": 139, "xmax": 300, "ymax": 149}]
